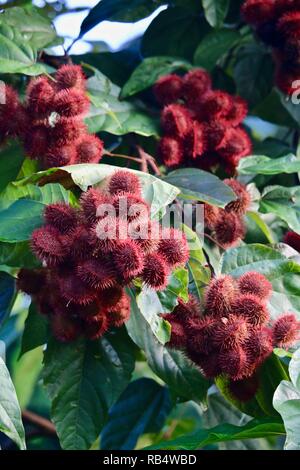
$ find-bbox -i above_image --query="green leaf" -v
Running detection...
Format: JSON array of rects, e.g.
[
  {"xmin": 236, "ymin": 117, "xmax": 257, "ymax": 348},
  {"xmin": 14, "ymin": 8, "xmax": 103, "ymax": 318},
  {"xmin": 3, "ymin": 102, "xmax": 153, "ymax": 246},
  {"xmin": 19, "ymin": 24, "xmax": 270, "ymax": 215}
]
[
  {"xmin": 86, "ymin": 71, "xmax": 158, "ymax": 136},
  {"xmin": 164, "ymin": 168, "xmax": 236, "ymax": 207},
  {"xmin": 43, "ymin": 330, "xmax": 135, "ymax": 450},
  {"xmin": 238, "ymin": 154, "xmax": 300, "ymax": 176},
  {"xmin": 142, "ymin": 7, "xmax": 210, "ymax": 61},
  {"xmin": 0, "ymin": 23, "xmax": 48, "ymax": 75},
  {"xmin": 253, "ymin": 88, "xmax": 298, "ymax": 128},
  {"xmin": 234, "ymin": 44, "xmax": 274, "ymax": 108},
  {"xmin": 136, "ymin": 288, "xmax": 171, "ymax": 345},
  {"xmin": 273, "ymin": 347, "xmax": 300, "ymax": 450},
  {"xmin": 260, "ymin": 186, "xmax": 300, "ymax": 234},
  {"xmin": 220, "ymin": 244, "xmax": 300, "ymax": 318},
  {"xmin": 194, "ymin": 29, "xmax": 240, "ymax": 71},
  {"xmin": 0, "ymin": 199, "xmax": 44, "ymax": 243},
  {"xmin": 127, "ymin": 291, "xmax": 209, "ymax": 405},
  {"xmin": 20, "ymin": 303, "xmax": 49, "ymax": 356},
  {"xmin": 145, "ymin": 417, "xmax": 284, "ymax": 450},
  {"xmin": 0, "ymin": 6, "xmax": 58, "ymax": 48},
  {"xmin": 0, "ymin": 357, "xmax": 26, "ymax": 449},
  {"xmin": 246, "ymin": 211, "xmax": 274, "ymax": 245},
  {"xmin": 202, "ymin": 0, "xmax": 230, "ymax": 28},
  {"xmin": 101, "ymin": 378, "xmax": 172, "ymax": 450},
  {"xmin": 158, "ymin": 267, "xmax": 189, "ymax": 311},
  {"xmin": 0, "ymin": 241, "xmax": 38, "ymax": 269},
  {"xmin": 0, "ymin": 182, "xmax": 75, "ymax": 208},
  {"xmin": 0, "ymin": 271, "xmax": 15, "ymax": 327},
  {"xmin": 13, "ymin": 346, "xmax": 43, "ymax": 409},
  {"xmin": 121, "ymin": 56, "xmax": 191, "ymax": 98},
  {"xmin": 0, "ymin": 141, "xmax": 24, "ymax": 194}
]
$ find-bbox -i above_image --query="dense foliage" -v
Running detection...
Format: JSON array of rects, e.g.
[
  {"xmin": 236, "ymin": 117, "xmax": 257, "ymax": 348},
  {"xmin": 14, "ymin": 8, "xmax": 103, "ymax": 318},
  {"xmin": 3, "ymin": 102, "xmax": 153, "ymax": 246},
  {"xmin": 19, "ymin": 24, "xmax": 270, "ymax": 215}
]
[{"xmin": 0, "ymin": 0, "xmax": 300, "ymax": 451}]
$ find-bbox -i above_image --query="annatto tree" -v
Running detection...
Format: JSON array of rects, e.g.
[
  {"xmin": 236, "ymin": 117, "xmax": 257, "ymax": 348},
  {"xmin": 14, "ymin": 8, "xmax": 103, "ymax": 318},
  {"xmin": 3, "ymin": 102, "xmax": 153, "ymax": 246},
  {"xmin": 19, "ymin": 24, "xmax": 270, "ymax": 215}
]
[{"xmin": 1, "ymin": 0, "xmax": 300, "ymax": 452}]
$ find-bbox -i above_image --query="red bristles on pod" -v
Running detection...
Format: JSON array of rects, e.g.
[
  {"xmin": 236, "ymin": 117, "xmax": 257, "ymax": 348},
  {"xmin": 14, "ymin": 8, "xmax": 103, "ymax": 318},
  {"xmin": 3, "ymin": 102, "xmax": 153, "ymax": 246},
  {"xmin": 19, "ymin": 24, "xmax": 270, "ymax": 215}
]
[
  {"xmin": 272, "ymin": 314, "xmax": 300, "ymax": 348},
  {"xmin": 154, "ymin": 74, "xmax": 183, "ymax": 105},
  {"xmin": 238, "ymin": 271, "xmax": 272, "ymax": 300}
]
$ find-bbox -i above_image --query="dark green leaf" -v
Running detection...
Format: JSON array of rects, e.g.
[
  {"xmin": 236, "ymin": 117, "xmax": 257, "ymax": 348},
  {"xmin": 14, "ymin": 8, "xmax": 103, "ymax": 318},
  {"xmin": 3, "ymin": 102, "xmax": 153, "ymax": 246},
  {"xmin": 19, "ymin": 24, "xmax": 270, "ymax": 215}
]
[
  {"xmin": 142, "ymin": 7, "xmax": 210, "ymax": 61},
  {"xmin": 101, "ymin": 378, "xmax": 172, "ymax": 450},
  {"xmin": 0, "ymin": 141, "xmax": 24, "ymax": 194},
  {"xmin": 0, "ymin": 357, "xmax": 26, "ymax": 449},
  {"xmin": 202, "ymin": 0, "xmax": 230, "ymax": 28},
  {"xmin": 253, "ymin": 88, "xmax": 298, "ymax": 128},
  {"xmin": 194, "ymin": 29, "xmax": 240, "ymax": 71},
  {"xmin": 260, "ymin": 186, "xmax": 300, "ymax": 233},
  {"xmin": 0, "ymin": 271, "xmax": 15, "ymax": 327},
  {"xmin": 238, "ymin": 154, "xmax": 300, "ymax": 176},
  {"xmin": 136, "ymin": 288, "xmax": 171, "ymax": 345},
  {"xmin": 121, "ymin": 56, "xmax": 191, "ymax": 98},
  {"xmin": 164, "ymin": 168, "xmax": 236, "ymax": 207},
  {"xmin": 145, "ymin": 417, "xmax": 284, "ymax": 450},
  {"xmin": 43, "ymin": 330, "xmax": 135, "ymax": 450},
  {"xmin": 0, "ymin": 199, "xmax": 44, "ymax": 243},
  {"xmin": 20, "ymin": 303, "xmax": 49, "ymax": 356},
  {"xmin": 157, "ymin": 267, "xmax": 189, "ymax": 312},
  {"xmin": 0, "ymin": 241, "xmax": 38, "ymax": 269}
]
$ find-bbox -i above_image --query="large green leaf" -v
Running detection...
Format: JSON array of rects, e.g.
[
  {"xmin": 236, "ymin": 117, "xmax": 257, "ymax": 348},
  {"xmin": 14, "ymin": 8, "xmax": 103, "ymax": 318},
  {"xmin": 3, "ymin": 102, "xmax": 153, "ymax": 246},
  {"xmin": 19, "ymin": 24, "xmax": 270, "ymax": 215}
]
[
  {"xmin": 220, "ymin": 244, "xmax": 300, "ymax": 318},
  {"xmin": 164, "ymin": 168, "xmax": 236, "ymax": 207},
  {"xmin": 127, "ymin": 292, "xmax": 209, "ymax": 405},
  {"xmin": 0, "ymin": 357, "xmax": 26, "ymax": 450},
  {"xmin": 0, "ymin": 23, "xmax": 48, "ymax": 75},
  {"xmin": 0, "ymin": 141, "xmax": 24, "ymax": 194},
  {"xmin": 43, "ymin": 330, "xmax": 135, "ymax": 450},
  {"xmin": 0, "ymin": 271, "xmax": 15, "ymax": 327},
  {"xmin": 21, "ymin": 303, "xmax": 49, "ymax": 356},
  {"xmin": 101, "ymin": 378, "xmax": 172, "ymax": 450},
  {"xmin": 202, "ymin": 0, "xmax": 229, "ymax": 28},
  {"xmin": 0, "ymin": 182, "xmax": 76, "ymax": 208},
  {"xmin": 273, "ymin": 347, "xmax": 300, "ymax": 450},
  {"xmin": 194, "ymin": 29, "xmax": 240, "ymax": 71},
  {"xmin": 86, "ymin": 70, "xmax": 158, "ymax": 136},
  {"xmin": 234, "ymin": 44, "xmax": 274, "ymax": 108},
  {"xmin": 0, "ymin": 6, "xmax": 58, "ymax": 48},
  {"xmin": 142, "ymin": 7, "xmax": 210, "ymax": 61},
  {"xmin": 13, "ymin": 346, "xmax": 43, "ymax": 410},
  {"xmin": 238, "ymin": 154, "xmax": 300, "ymax": 176},
  {"xmin": 260, "ymin": 186, "xmax": 300, "ymax": 234},
  {"xmin": 253, "ymin": 88, "xmax": 298, "ymax": 128},
  {"xmin": 121, "ymin": 56, "xmax": 191, "ymax": 98},
  {"xmin": 145, "ymin": 417, "xmax": 284, "ymax": 450},
  {"xmin": 0, "ymin": 242, "xmax": 38, "ymax": 269}
]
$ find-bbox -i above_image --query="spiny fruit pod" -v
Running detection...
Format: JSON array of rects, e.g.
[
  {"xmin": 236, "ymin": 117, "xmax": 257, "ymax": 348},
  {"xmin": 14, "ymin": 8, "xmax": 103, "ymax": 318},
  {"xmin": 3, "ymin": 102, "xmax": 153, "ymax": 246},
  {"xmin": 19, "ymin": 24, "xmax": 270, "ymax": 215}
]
[{"xmin": 19, "ymin": 170, "xmax": 189, "ymax": 342}]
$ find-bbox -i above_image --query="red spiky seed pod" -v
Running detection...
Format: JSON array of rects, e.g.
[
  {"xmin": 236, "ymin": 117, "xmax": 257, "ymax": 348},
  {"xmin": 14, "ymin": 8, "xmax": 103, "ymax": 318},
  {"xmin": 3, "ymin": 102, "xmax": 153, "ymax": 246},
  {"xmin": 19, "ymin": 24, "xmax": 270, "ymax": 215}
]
[
  {"xmin": 214, "ymin": 211, "xmax": 245, "ymax": 248},
  {"xmin": 108, "ymin": 170, "xmax": 142, "ymax": 197},
  {"xmin": 182, "ymin": 69, "xmax": 212, "ymax": 107},
  {"xmin": 99, "ymin": 285, "xmax": 124, "ymax": 310},
  {"xmin": 204, "ymin": 122, "xmax": 226, "ymax": 150},
  {"xmin": 184, "ymin": 121, "xmax": 206, "ymax": 159},
  {"xmin": 158, "ymin": 136, "xmax": 184, "ymax": 167},
  {"xmin": 241, "ymin": 0, "xmax": 276, "ymax": 25},
  {"xmin": 66, "ymin": 225, "xmax": 94, "ymax": 260},
  {"xmin": 77, "ymin": 258, "xmax": 116, "ymax": 290},
  {"xmin": 132, "ymin": 220, "xmax": 160, "ymax": 254},
  {"xmin": 80, "ymin": 188, "xmax": 110, "ymax": 225},
  {"xmin": 272, "ymin": 314, "xmax": 300, "ymax": 348},
  {"xmin": 43, "ymin": 144, "xmax": 77, "ymax": 168},
  {"xmin": 52, "ymin": 88, "xmax": 90, "ymax": 117},
  {"xmin": 217, "ymin": 127, "xmax": 252, "ymax": 164},
  {"xmin": 188, "ymin": 317, "xmax": 218, "ymax": 354},
  {"xmin": 238, "ymin": 271, "xmax": 272, "ymax": 301},
  {"xmin": 161, "ymin": 104, "xmax": 192, "ymax": 138},
  {"xmin": 233, "ymin": 294, "xmax": 269, "ymax": 326},
  {"xmin": 0, "ymin": 85, "xmax": 25, "ymax": 140},
  {"xmin": 51, "ymin": 117, "xmax": 86, "ymax": 146},
  {"xmin": 113, "ymin": 194, "xmax": 149, "ymax": 223},
  {"xmin": 51, "ymin": 313, "xmax": 81, "ymax": 342},
  {"xmin": 204, "ymin": 204, "xmax": 220, "ymax": 230},
  {"xmin": 213, "ymin": 315, "xmax": 249, "ymax": 351},
  {"xmin": 277, "ymin": 11, "xmax": 300, "ymax": 40},
  {"xmin": 26, "ymin": 76, "xmax": 54, "ymax": 117},
  {"xmin": 55, "ymin": 64, "xmax": 86, "ymax": 90},
  {"xmin": 154, "ymin": 74, "xmax": 183, "ymax": 105},
  {"xmin": 159, "ymin": 228, "xmax": 189, "ymax": 267},
  {"xmin": 222, "ymin": 96, "xmax": 248, "ymax": 127},
  {"xmin": 75, "ymin": 134, "xmax": 104, "ymax": 164},
  {"xmin": 17, "ymin": 269, "xmax": 46, "ymax": 296},
  {"xmin": 283, "ymin": 38, "xmax": 300, "ymax": 65},
  {"xmin": 142, "ymin": 252, "xmax": 170, "ymax": 290},
  {"xmin": 218, "ymin": 346, "xmax": 248, "ymax": 380},
  {"xmin": 283, "ymin": 231, "xmax": 300, "ymax": 252},
  {"xmin": 113, "ymin": 240, "xmax": 144, "ymax": 279},
  {"xmin": 106, "ymin": 292, "xmax": 130, "ymax": 328},
  {"xmin": 24, "ymin": 126, "xmax": 49, "ymax": 159},
  {"xmin": 224, "ymin": 179, "xmax": 251, "ymax": 215},
  {"xmin": 31, "ymin": 225, "xmax": 66, "ymax": 266},
  {"xmin": 164, "ymin": 317, "xmax": 187, "ymax": 349},
  {"xmin": 228, "ymin": 374, "xmax": 260, "ymax": 402},
  {"xmin": 275, "ymin": 65, "xmax": 300, "ymax": 95},
  {"xmin": 93, "ymin": 216, "xmax": 123, "ymax": 253},
  {"xmin": 83, "ymin": 314, "xmax": 108, "ymax": 340},
  {"xmin": 205, "ymin": 275, "xmax": 237, "ymax": 317},
  {"xmin": 60, "ymin": 273, "xmax": 96, "ymax": 305},
  {"xmin": 44, "ymin": 203, "xmax": 78, "ymax": 234},
  {"xmin": 173, "ymin": 295, "xmax": 201, "ymax": 323},
  {"xmin": 244, "ymin": 326, "xmax": 273, "ymax": 368},
  {"xmin": 197, "ymin": 352, "xmax": 221, "ymax": 379},
  {"xmin": 201, "ymin": 91, "xmax": 233, "ymax": 120}
]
